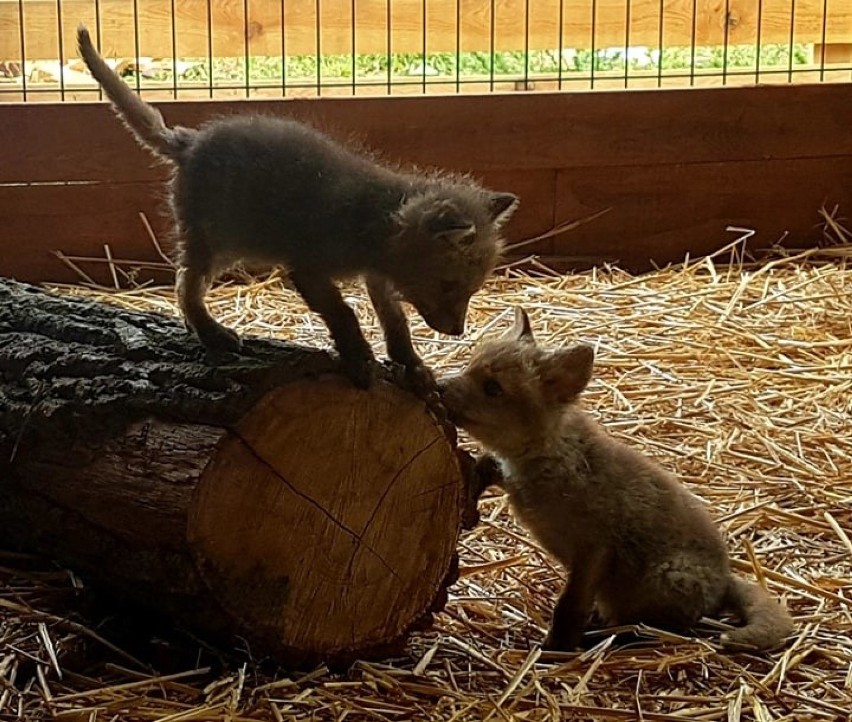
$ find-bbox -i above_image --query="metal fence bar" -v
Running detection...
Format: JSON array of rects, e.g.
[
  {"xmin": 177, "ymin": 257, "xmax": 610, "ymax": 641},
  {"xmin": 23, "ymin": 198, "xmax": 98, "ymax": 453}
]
[
  {"xmin": 557, "ymin": 0, "xmax": 564, "ymax": 90},
  {"xmin": 722, "ymin": 0, "xmax": 730, "ymax": 85},
  {"xmin": 170, "ymin": 0, "xmax": 177, "ymax": 98},
  {"xmin": 386, "ymin": 0, "xmax": 392, "ymax": 94},
  {"xmin": 590, "ymin": 0, "xmax": 597, "ymax": 89},
  {"xmin": 623, "ymin": 0, "xmax": 630, "ymax": 89},
  {"xmin": 819, "ymin": 0, "xmax": 828, "ymax": 81},
  {"xmin": 523, "ymin": 0, "xmax": 530, "ymax": 89},
  {"xmin": 244, "ymin": 0, "xmax": 250, "ymax": 97},
  {"xmin": 421, "ymin": 0, "xmax": 427, "ymax": 93},
  {"xmin": 205, "ymin": 0, "xmax": 213, "ymax": 98},
  {"xmin": 350, "ymin": 0, "xmax": 356, "ymax": 95},
  {"xmin": 17, "ymin": 0, "xmax": 27, "ymax": 101},
  {"xmin": 455, "ymin": 0, "xmax": 461, "ymax": 93},
  {"xmin": 315, "ymin": 0, "xmax": 321, "ymax": 95},
  {"xmin": 787, "ymin": 0, "xmax": 797, "ymax": 83},
  {"xmin": 55, "ymin": 0, "xmax": 64, "ymax": 98},
  {"xmin": 689, "ymin": 0, "xmax": 697, "ymax": 87},
  {"xmin": 94, "ymin": 0, "xmax": 102, "ymax": 99},
  {"xmin": 756, "ymin": 0, "xmax": 764, "ymax": 82},
  {"xmin": 131, "ymin": 0, "xmax": 140, "ymax": 96},
  {"xmin": 489, "ymin": 0, "xmax": 495, "ymax": 92},
  {"xmin": 281, "ymin": 0, "xmax": 287, "ymax": 96},
  {"xmin": 656, "ymin": 0, "xmax": 664, "ymax": 88}
]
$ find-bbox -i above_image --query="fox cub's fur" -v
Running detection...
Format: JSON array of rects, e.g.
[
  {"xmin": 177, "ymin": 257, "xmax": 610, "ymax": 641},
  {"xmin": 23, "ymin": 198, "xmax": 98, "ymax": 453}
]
[
  {"xmin": 76, "ymin": 25, "xmax": 517, "ymax": 388},
  {"xmin": 440, "ymin": 308, "xmax": 794, "ymax": 651}
]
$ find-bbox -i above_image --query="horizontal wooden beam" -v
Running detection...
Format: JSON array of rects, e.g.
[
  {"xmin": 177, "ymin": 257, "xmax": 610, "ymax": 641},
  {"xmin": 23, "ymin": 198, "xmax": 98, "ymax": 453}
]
[
  {"xmin": 1, "ymin": 0, "xmax": 849, "ymax": 62},
  {"xmin": 3, "ymin": 157, "xmax": 848, "ymax": 284},
  {"xmin": 0, "ymin": 181, "xmax": 169, "ymax": 285},
  {"xmin": 553, "ymin": 156, "xmax": 852, "ymax": 266},
  {"xmin": 4, "ymin": 84, "xmax": 852, "ymax": 184}
]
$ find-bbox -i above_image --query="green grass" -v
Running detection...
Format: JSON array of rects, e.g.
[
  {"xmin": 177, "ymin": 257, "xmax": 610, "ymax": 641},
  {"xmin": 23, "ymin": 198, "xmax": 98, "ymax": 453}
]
[{"xmin": 147, "ymin": 43, "xmax": 812, "ymax": 86}]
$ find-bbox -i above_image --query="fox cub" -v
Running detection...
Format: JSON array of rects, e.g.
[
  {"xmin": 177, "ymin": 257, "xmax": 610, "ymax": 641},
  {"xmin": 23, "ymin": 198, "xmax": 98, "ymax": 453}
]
[
  {"xmin": 440, "ymin": 308, "xmax": 794, "ymax": 651},
  {"xmin": 77, "ymin": 25, "xmax": 517, "ymax": 389}
]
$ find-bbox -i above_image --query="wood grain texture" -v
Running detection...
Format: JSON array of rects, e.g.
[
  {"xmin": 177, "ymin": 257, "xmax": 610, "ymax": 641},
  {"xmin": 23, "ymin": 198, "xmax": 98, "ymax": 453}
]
[
  {"xmin": 1, "ymin": 0, "xmax": 848, "ymax": 61},
  {"xmin": 189, "ymin": 378, "xmax": 461, "ymax": 655},
  {"xmin": 0, "ymin": 181, "xmax": 170, "ymax": 283},
  {"xmin": 816, "ymin": 43, "xmax": 852, "ymax": 65},
  {"xmin": 552, "ymin": 156, "xmax": 852, "ymax": 269}
]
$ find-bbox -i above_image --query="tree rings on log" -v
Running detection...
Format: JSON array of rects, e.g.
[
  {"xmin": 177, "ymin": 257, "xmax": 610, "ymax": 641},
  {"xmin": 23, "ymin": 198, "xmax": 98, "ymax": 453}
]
[{"xmin": 188, "ymin": 377, "xmax": 462, "ymax": 660}]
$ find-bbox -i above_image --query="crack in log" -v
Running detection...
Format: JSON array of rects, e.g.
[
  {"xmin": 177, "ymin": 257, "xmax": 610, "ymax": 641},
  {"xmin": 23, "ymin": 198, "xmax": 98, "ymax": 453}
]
[
  {"xmin": 413, "ymin": 479, "xmax": 461, "ymax": 498},
  {"xmin": 228, "ymin": 429, "xmax": 399, "ymax": 580},
  {"xmin": 342, "ymin": 435, "xmax": 444, "ymax": 582},
  {"xmin": 358, "ymin": 435, "xmax": 443, "ymax": 539}
]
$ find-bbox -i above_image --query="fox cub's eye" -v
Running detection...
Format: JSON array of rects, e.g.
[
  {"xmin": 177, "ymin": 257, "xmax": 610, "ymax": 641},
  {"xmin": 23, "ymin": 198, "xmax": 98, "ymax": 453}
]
[{"xmin": 483, "ymin": 378, "xmax": 503, "ymax": 397}]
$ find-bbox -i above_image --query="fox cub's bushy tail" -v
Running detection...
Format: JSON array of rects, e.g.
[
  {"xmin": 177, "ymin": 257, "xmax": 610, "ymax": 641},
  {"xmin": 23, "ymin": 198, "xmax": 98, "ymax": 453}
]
[
  {"xmin": 720, "ymin": 577, "xmax": 794, "ymax": 650},
  {"xmin": 77, "ymin": 24, "xmax": 195, "ymax": 159}
]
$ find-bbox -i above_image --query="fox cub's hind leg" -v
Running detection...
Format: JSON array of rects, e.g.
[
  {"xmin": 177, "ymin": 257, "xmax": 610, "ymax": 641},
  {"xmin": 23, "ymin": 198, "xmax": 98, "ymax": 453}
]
[
  {"xmin": 176, "ymin": 264, "xmax": 241, "ymax": 354},
  {"xmin": 545, "ymin": 548, "xmax": 609, "ymax": 651},
  {"xmin": 291, "ymin": 272, "xmax": 377, "ymax": 389}
]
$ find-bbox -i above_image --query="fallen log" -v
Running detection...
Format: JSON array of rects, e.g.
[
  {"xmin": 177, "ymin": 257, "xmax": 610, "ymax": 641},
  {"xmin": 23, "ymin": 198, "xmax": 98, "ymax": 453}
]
[{"xmin": 0, "ymin": 279, "xmax": 468, "ymax": 666}]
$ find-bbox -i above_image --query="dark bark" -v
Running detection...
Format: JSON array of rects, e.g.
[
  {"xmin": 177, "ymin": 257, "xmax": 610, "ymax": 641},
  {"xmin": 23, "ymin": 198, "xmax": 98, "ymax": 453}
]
[{"xmin": 0, "ymin": 278, "xmax": 340, "ymax": 450}]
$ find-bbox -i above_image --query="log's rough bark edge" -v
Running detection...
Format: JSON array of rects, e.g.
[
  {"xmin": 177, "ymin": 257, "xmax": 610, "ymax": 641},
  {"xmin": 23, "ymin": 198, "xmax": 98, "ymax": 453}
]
[
  {"xmin": 0, "ymin": 278, "xmax": 471, "ymax": 666},
  {"xmin": 0, "ymin": 279, "xmax": 342, "ymax": 451}
]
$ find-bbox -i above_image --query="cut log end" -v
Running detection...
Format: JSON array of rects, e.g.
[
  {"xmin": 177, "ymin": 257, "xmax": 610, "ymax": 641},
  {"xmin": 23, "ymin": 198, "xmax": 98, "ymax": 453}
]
[{"xmin": 187, "ymin": 377, "xmax": 462, "ymax": 662}]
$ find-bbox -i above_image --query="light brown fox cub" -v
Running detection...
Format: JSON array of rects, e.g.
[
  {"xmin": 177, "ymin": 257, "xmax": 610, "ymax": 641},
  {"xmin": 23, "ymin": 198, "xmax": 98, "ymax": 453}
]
[{"xmin": 440, "ymin": 308, "xmax": 794, "ymax": 651}]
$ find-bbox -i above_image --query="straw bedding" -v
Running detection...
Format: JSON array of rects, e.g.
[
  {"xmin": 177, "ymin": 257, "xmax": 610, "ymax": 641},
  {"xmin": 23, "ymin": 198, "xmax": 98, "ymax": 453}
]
[{"xmin": 1, "ymin": 231, "xmax": 851, "ymax": 721}]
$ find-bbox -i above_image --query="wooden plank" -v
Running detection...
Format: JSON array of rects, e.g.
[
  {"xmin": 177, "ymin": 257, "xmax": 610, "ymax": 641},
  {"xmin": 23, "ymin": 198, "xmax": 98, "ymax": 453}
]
[
  {"xmin": 550, "ymin": 157, "xmax": 852, "ymax": 270},
  {"xmin": 1, "ymin": 0, "xmax": 849, "ymax": 62},
  {"xmin": 816, "ymin": 43, "xmax": 852, "ymax": 65},
  {"xmin": 0, "ymin": 181, "xmax": 170, "ymax": 284},
  {"xmin": 3, "ymin": 84, "xmax": 852, "ymax": 184},
  {"xmin": 0, "ymin": 170, "xmax": 556, "ymax": 284}
]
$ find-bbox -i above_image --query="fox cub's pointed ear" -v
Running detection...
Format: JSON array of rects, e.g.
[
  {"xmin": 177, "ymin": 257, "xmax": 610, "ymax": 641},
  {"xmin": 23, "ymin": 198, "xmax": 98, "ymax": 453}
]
[
  {"xmin": 504, "ymin": 306, "xmax": 535, "ymax": 345},
  {"xmin": 425, "ymin": 201, "xmax": 477, "ymax": 245},
  {"xmin": 488, "ymin": 192, "xmax": 519, "ymax": 226},
  {"xmin": 540, "ymin": 344, "xmax": 595, "ymax": 404},
  {"xmin": 436, "ymin": 223, "xmax": 477, "ymax": 245}
]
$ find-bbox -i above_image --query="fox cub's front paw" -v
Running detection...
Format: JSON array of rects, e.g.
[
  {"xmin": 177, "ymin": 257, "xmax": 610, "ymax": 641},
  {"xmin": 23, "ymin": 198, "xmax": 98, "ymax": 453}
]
[
  {"xmin": 404, "ymin": 361, "xmax": 440, "ymax": 400},
  {"xmin": 341, "ymin": 351, "xmax": 379, "ymax": 389},
  {"xmin": 542, "ymin": 628, "xmax": 582, "ymax": 652},
  {"xmin": 194, "ymin": 321, "xmax": 243, "ymax": 356}
]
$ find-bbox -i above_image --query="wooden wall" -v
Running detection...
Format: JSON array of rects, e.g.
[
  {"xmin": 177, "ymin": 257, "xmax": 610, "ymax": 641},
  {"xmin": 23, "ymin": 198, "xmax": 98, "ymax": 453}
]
[{"xmin": 2, "ymin": 83, "xmax": 852, "ymax": 284}]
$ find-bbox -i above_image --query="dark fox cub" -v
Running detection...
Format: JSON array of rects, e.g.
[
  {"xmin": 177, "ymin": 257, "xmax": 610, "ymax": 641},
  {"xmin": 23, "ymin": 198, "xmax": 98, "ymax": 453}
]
[
  {"xmin": 440, "ymin": 308, "xmax": 794, "ymax": 651},
  {"xmin": 77, "ymin": 26, "xmax": 517, "ymax": 389}
]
